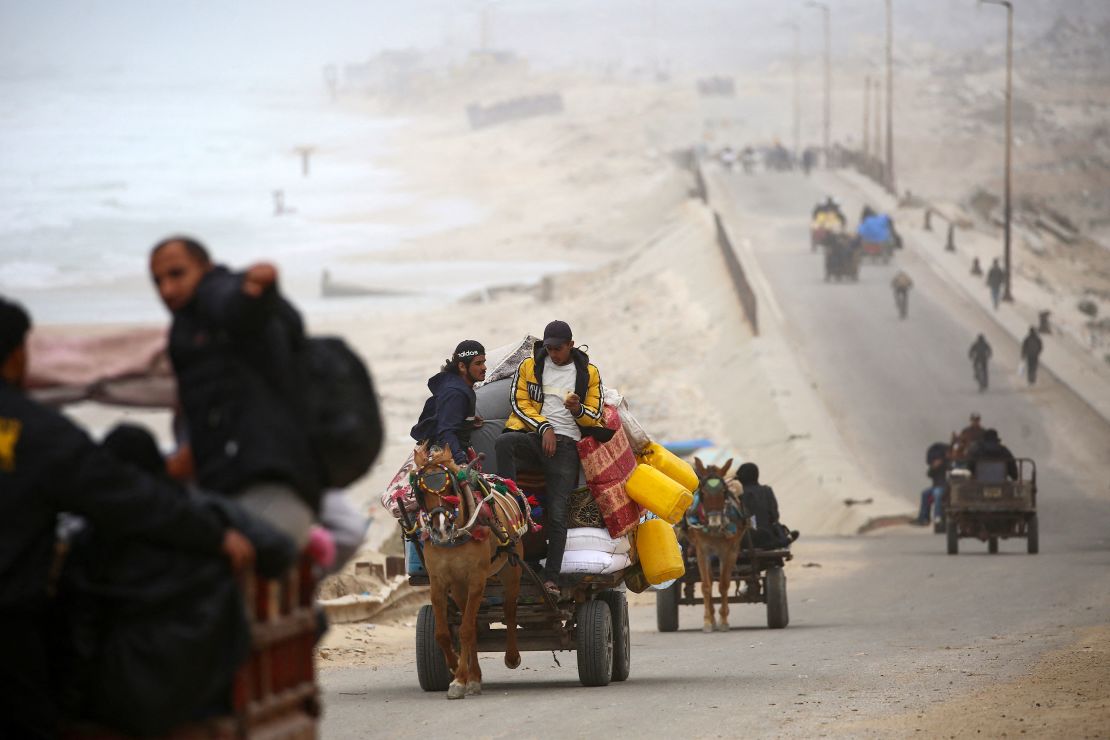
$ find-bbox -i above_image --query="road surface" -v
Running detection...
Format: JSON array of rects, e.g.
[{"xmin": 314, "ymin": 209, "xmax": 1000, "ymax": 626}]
[{"xmin": 319, "ymin": 170, "xmax": 1110, "ymax": 738}]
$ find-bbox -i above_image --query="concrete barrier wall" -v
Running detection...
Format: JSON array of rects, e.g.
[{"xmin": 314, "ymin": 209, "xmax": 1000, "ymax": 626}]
[
  {"xmin": 713, "ymin": 211, "xmax": 759, "ymax": 335},
  {"xmin": 465, "ymin": 93, "xmax": 564, "ymax": 130}
]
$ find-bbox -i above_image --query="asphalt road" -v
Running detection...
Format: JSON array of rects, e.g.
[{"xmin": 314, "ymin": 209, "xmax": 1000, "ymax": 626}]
[{"xmin": 319, "ymin": 170, "xmax": 1110, "ymax": 738}]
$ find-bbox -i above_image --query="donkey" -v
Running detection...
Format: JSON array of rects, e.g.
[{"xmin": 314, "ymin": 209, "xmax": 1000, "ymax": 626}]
[
  {"xmin": 686, "ymin": 457, "xmax": 750, "ymax": 632},
  {"xmin": 410, "ymin": 444, "xmax": 529, "ymax": 699}
]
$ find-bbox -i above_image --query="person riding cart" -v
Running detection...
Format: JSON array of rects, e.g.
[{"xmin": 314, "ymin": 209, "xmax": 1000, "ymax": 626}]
[
  {"xmin": 494, "ymin": 320, "xmax": 612, "ymax": 596},
  {"xmin": 736, "ymin": 463, "xmax": 797, "ymax": 550},
  {"xmin": 410, "ymin": 340, "xmax": 487, "ymax": 466}
]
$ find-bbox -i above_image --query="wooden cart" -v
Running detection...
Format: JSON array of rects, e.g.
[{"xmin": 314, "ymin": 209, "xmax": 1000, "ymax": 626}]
[{"xmin": 655, "ymin": 544, "xmax": 793, "ymax": 631}]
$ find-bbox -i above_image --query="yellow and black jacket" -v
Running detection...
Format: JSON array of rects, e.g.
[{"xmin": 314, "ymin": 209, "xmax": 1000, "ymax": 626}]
[{"xmin": 505, "ymin": 343, "xmax": 615, "ymax": 442}]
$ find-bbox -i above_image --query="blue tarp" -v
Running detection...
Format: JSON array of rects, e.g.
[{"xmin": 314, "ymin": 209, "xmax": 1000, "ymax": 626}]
[{"xmin": 858, "ymin": 214, "xmax": 892, "ymax": 243}]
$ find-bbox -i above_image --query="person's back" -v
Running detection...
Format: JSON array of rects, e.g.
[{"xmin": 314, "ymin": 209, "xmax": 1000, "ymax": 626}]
[
  {"xmin": 968, "ymin": 429, "xmax": 1017, "ymax": 480},
  {"xmin": 736, "ymin": 462, "xmax": 792, "ymax": 549}
]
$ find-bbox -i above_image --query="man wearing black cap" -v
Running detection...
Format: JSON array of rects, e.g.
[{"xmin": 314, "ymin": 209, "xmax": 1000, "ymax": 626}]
[
  {"xmin": 411, "ymin": 340, "xmax": 486, "ymax": 465},
  {"xmin": 0, "ymin": 296, "xmax": 255, "ymax": 738},
  {"xmin": 496, "ymin": 320, "xmax": 610, "ymax": 594}
]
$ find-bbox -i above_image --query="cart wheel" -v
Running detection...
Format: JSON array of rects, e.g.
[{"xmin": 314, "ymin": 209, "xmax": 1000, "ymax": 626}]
[
  {"xmin": 576, "ymin": 599, "xmax": 613, "ymax": 687},
  {"xmin": 656, "ymin": 580, "xmax": 680, "ymax": 633},
  {"xmin": 600, "ymin": 590, "xmax": 630, "ymax": 682},
  {"xmin": 765, "ymin": 567, "xmax": 789, "ymax": 629},
  {"xmin": 946, "ymin": 519, "xmax": 959, "ymax": 555},
  {"xmin": 415, "ymin": 605, "xmax": 451, "ymax": 692},
  {"xmin": 988, "ymin": 536, "xmax": 999, "ymax": 554},
  {"xmin": 1027, "ymin": 514, "xmax": 1039, "ymax": 555}
]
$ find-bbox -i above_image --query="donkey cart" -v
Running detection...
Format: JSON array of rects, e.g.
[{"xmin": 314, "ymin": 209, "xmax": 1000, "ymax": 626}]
[
  {"xmin": 409, "ymin": 568, "xmax": 631, "ymax": 690},
  {"xmin": 655, "ymin": 544, "xmax": 793, "ymax": 631},
  {"xmin": 944, "ymin": 458, "xmax": 1038, "ymax": 555}
]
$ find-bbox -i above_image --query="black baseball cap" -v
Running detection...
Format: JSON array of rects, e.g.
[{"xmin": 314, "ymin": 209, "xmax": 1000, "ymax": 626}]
[{"xmin": 542, "ymin": 320, "xmax": 573, "ymax": 347}]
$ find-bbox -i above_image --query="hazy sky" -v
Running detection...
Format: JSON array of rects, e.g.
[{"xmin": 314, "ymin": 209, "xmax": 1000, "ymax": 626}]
[{"xmin": 2, "ymin": 0, "xmax": 1106, "ymax": 86}]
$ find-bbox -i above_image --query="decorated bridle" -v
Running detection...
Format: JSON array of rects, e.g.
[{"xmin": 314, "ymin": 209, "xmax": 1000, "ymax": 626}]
[
  {"xmin": 400, "ymin": 446, "xmax": 534, "ymax": 549},
  {"xmin": 687, "ymin": 472, "xmax": 748, "ymax": 534}
]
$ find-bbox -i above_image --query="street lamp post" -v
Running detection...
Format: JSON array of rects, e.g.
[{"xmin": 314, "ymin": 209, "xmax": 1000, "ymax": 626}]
[
  {"xmin": 885, "ymin": 0, "xmax": 896, "ymax": 195},
  {"xmin": 980, "ymin": 0, "xmax": 1014, "ymax": 302},
  {"xmin": 805, "ymin": 1, "xmax": 831, "ymax": 168},
  {"xmin": 863, "ymin": 75, "xmax": 871, "ymax": 155},
  {"xmin": 783, "ymin": 21, "xmax": 802, "ymax": 160}
]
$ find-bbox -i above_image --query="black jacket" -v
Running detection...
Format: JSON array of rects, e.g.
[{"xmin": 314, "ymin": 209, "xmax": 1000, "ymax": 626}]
[
  {"xmin": 969, "ymin": 338, "xmax": 992, "ymax": 363},
  {"xmin": 926, "ymin": 442, "xmax": 949, "ymax": 486},
  {"xmin": 968, "ymin": 439, "xmax": 1018, "ymax": 480},
  {"xmin": 169, "ymin": 266, "xmax": 321, "ymax": 510},
  {"xmin": 739, "ymin": 482, "xmax": 789, "ymax": 549},
  {"xmin": 61, "ymin": 490, "xmax": 295, "ymax": 735},
  {"xmin": 986, "ymin": 265, "xmax": 1005, "ymax": 289},
  {"xmin": 410, "ymin": 371, "xmax": 476, "ymax": 464},
  {"xmin": 1021, "ymin": 332, "xmax": 1043, "ymax": 360},
  {"xmin": 0, "ymin": 380, "xmax": 227, "ymax": 615}
]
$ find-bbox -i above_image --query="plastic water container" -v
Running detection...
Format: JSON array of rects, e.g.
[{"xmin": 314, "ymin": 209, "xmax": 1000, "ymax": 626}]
[
  {"xmin": 625, "ymin": 463, "xmax": 694, "ymax": 525},
  {"xmin": 405, "ymin": 539, "xmax": 426, "ymax": 577},
  {"xmin": 638, "ymin": 442, "xmax": 699, "ymax": 492},
  {"xmin": 635, "ymin": 518, "xmax": 685, "ymax": 585}
]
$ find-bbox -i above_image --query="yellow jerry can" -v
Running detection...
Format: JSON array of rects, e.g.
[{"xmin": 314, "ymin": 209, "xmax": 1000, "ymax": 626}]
[
  {"xmin": 625, "ymin": 463, "xmax": 694, "ymax": 525},
  {"xmin": 634, "ymin": 518, "xmax": 685, "ymax": 585},
  {"xmin": 638, "ymin": 442, "xmax": 699, "ymax": 492}
]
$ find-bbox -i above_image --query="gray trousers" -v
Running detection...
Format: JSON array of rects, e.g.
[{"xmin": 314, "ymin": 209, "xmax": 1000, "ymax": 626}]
[{"xmin": 237, "ymin": 482, "xmax": 314, "ymax": 549}]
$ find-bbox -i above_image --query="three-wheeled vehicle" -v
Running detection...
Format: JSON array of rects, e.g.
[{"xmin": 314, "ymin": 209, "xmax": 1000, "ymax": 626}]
[
  {"xmin": 823, "ymin": 233, "xmax": 861, "ymax": 282},
  {"xmin": 944, "ymin": 458, "xmax": 1038, "ymax": 555},
  {"xmin": 655, "ymin": 540, "xmax": 792, "ymax": 631}
]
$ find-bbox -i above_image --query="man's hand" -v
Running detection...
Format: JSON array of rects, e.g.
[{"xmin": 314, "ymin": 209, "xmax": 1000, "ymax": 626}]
[
  {"xmin": 221, "ymin": 529, "xmax": 256, "ymax": 572},
  {"xmin": 242, "ymin": 263, "xmax": 278, "ymax": 298},
  {"xmin": 564, "ymin": 393, "xmax": 581, "ymax": 415},
  {"xmin": 166, "ymin": 443, "xmax": 195, "ymax": 481},
  {"xmin": 542, "ymin": 428, "xmax": 557, "ymax": 458}
]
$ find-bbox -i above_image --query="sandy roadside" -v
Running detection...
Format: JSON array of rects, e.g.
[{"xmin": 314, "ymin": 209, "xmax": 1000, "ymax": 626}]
[{"xmin": 846, "ymin": 624, "xmax": 1110, "ymax": 739}]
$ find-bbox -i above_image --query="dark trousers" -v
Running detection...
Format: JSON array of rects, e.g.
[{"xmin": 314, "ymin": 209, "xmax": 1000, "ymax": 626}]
[
  {"xmin": 495, "ymin": 431, "xmax": 580, "ymax": 581},
  {"xmin": 0, "ymin": 615, "xmax": 59, "ymax": 739},
  {"xmin": 1026, "ymin": 356, "xmax": 1039, "ymax": 385}
]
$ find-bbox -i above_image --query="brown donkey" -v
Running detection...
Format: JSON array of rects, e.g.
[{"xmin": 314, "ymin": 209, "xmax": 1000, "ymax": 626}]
[
  {"xmin": 411, "ymin": 444, "xmax": 528, "ymax": 699},
  {"xmin": 686, "ymin": 458, "xmax": 750, "ymax": 632}
]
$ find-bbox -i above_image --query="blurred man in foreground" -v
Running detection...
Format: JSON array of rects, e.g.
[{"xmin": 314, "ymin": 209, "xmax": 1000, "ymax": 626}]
[{"xmin": 149, "ymin": 236, "xmax": 321, "ymax": 546}]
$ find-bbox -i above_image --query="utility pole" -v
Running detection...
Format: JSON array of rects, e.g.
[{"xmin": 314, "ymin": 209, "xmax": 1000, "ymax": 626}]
[
  {"xmin": 783, "ymin": 21, "xmax": 802, "ymax": 160},
  {"xmin": 863, "ymin": 75, "xmax": 871, "ymax": 155},
  {"xmin": 873, "ymin": 77, "xmax": 882, "ymax": 160},
  {"xmin": 885, "ymin": 0, "xmax": 896, "ymax": 194},
  {"xmin": 806, "ymin": 2, "xmax": 831, "ymax": 167},
  {"xmin": 980, "ymin": 0, "xmax": 1014, "ymax": 302}
]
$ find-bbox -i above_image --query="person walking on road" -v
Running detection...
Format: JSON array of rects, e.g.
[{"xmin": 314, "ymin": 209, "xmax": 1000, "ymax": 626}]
[
  {"xmin": 891, "ymin": 271, "xmax": 913, "ymax": 320},
  {"xmin": 1021, "ymin": 327, "xmax": 1044, "ymax": 386},
  {"xmin": 969, "ymin": 334, "xmax": 992, "ymax": 392},
  {"xmin": 986, "ymin": 259, "xmax": 1005, "ymax": 310}
]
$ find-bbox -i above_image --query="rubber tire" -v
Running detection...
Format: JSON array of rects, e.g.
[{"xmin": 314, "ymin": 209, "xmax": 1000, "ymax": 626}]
[
  {"xmin": 656, "ymin": 581, "xmax": 680, "ymax": 633},
  {"xmin": 765, "ymin": 567, "xmax": 789, "ymax": 629},
  {"xmin": 988, "ymin": 537, "xmax": 999, "ymax": 554},
  {"xmin": 600, "ymin": 591, "xmax": 631, "ymax": 682},
  {"xmin": 946, "ymin": 519, "xmax": 959, "ymax": 555},
  {"xmin": 1027, "ymin": 514, "xmax": 1039, "ymax": 554},
  {"xmin": 415, "ymin": 604, "xmax": 451, "ymax": 692},
  {"xmin": 576, "ymin": 599, "xmax": 613, "ymax": 687}
]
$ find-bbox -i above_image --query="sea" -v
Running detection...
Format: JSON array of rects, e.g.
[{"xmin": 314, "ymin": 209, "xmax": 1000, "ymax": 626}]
[{"xmin": 0, "ymin": 74, "xmax": 560, "ymax": 324}]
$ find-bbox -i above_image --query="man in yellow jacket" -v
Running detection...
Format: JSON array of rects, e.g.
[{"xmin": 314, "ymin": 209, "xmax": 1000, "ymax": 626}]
[{"xmin": 495, "ymin": 320, "xmax": 612, "ymax": 595}]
